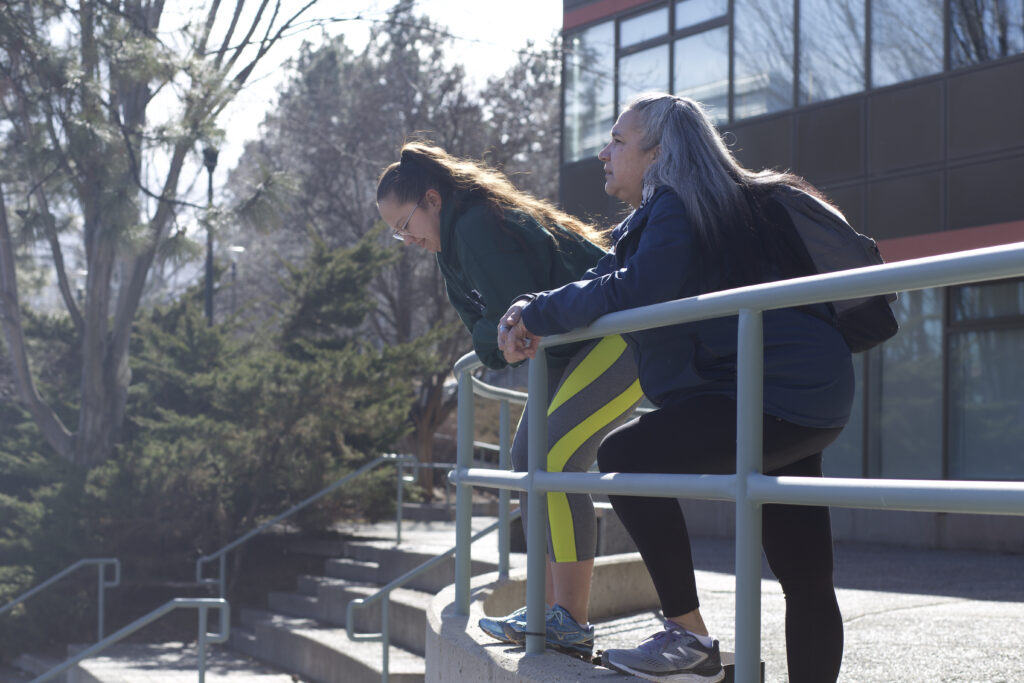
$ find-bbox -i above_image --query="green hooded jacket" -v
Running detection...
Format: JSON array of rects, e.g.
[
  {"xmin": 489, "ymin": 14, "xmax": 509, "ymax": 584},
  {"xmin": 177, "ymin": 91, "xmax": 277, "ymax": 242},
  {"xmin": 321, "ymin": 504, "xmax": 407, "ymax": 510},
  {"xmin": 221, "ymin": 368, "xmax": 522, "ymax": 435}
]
[{"xmin": 436, "ymin": 190, "xmax": 606, "ymax": 370}]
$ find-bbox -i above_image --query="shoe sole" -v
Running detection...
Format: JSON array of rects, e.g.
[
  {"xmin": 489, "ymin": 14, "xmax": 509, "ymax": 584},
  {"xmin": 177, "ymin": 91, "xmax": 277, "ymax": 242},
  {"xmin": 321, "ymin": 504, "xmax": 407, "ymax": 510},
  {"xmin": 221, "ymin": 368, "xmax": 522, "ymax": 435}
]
[
  {"xmin": 548, "ymin": 641, "xmax": 594, "ymax": 660},
  {"xmin": 479, "ymin": 622, "xmax": 519, "ymax": 644},
  {"xmin": 502, "ymin": 626, "xmax": 593, "ymax": 660},
  {"xmin": 602, "ymin": 653, "xmax": 725, "ymax": 683}
]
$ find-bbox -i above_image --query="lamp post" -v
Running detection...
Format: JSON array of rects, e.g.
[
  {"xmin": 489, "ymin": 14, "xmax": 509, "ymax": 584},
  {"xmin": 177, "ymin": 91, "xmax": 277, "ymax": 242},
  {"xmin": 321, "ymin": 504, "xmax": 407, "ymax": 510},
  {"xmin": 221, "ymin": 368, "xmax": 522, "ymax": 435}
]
[{"xmin": 202, "ymin": 145, "xmax": 219, "ymax": 326}]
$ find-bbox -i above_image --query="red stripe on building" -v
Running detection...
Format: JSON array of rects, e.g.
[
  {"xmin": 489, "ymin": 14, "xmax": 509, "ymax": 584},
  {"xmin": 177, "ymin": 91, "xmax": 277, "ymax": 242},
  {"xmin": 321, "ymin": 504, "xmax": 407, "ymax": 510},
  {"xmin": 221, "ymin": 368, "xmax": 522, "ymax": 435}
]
[
  {"xmin": 564, "ymin": 0, "xmax": 654, "ymax": 32},
  {"xmin": 877, "ymin": 221, "xmax": 1024, "ymax": 263}
]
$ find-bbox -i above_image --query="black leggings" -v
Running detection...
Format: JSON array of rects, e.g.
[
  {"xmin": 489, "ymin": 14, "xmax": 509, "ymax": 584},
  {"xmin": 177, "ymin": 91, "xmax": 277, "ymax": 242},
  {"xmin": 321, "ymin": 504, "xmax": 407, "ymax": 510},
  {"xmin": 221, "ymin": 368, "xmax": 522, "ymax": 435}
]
[{"xmin": 597, "ymin": 394, "xmax": 844, "ymax": 683}]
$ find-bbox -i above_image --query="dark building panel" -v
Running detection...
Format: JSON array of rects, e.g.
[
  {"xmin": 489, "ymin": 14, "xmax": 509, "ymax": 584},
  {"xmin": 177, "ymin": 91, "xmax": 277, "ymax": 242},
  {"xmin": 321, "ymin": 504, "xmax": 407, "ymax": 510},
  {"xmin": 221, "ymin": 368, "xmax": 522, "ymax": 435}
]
[
  {"xmin": 796, "ymin": 99, "xmax": 865, "ymax": 185},
  {"xmin": 947, "ymin": 59, "xmax": 1024, "ymax": 160},
  {"xmin": 727, "ymin": 114, "xmax": 794, "ymax": 174},
  {"xmin": 866, "ymin": 171, "xmax": 944, "ymax": 240},
  {"xmin": 560, "ymin": 156, "xmax": 622, "ymax": 223},
  {"xmin": 868, "ymin": 81, "xmax": 944, "ymax": 175},
  {"xmin": 948, "ymin": 156, "xmax": 1024, "ymax": 230},
  {"xmin": 820, "ymin": 184, "xmax": 865, "ymax": 236}
]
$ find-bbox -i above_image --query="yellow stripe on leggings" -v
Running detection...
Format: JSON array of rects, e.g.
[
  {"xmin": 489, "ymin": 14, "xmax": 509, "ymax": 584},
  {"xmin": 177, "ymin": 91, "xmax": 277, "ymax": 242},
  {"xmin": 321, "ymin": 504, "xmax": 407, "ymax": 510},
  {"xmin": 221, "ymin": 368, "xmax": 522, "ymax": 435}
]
[
  {"xmin": 547, "ymin": 491, "xmax": 574, "ymax": 560},
  {"xmin": 547, "ymin": 335, "xmax": 629, "ymax": 416},
  {"xmin": 548, "ymin": 378, "xmax": 644, "ymax": 562}
]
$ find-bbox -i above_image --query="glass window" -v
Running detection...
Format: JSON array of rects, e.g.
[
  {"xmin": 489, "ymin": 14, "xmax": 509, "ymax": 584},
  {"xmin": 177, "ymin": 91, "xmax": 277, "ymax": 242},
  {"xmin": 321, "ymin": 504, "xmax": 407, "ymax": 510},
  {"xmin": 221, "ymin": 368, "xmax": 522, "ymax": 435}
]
[
  {"xmin": 871, "ymin": 0, "xmax": 944, "ymax": 87},
  {"xmin": 823, "ymin": 353, "xmax": 864, "ymax": 477},
  {"xmin": 951, "ymin": 280, "xmax": 1024, "ymax": 321},
  {"xmin": 734, "ymin": 0, "xmax": 794, "ymax": 119},
  {"xmin": 867, "ymin": 289, "xmax": 945, "ymax": 479},
  {"xmin": 618, "ymin": 44, "xmax": 671, "ymax": 110},
  {"xmin": 621, "ymin": 6, "xmax": 669, "ymax": 48},
  {"xmin": 950, "ymin": 0, "xmax": 1024, "ymax": 68},
  {"xmin": 673, "ymin": 27, "xmax": 729, "ymax": 123},
  {"xmin": 949, "ymin": 327, "xmax": 1024, "ymax": 480},
  {"xmin": 564, "ymin": 22, "xmax": 616, "ymax": 163},
  {"xmin": 675, "ymin": 0, "xmax": 727, "ymax": 30},
  {"xmin": 799, "ymin": 0, "xmax": 866, "ymax": 104}
]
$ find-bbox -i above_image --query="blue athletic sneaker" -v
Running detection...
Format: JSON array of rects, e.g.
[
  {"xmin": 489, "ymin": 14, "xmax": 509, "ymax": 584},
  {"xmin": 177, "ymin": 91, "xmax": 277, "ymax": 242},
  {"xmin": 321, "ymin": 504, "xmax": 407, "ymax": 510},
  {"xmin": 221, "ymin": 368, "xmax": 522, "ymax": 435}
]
[
  {"xmin": 502, "ymin": 604, "xmax": 595, "ymax": 659},
  {"xmin": 602, "ymin": 622, "xmax": 724, "ymax": 682},
  {"xmin": 478, "ymin": 605, "xmax": 529, "ymax": 643}
]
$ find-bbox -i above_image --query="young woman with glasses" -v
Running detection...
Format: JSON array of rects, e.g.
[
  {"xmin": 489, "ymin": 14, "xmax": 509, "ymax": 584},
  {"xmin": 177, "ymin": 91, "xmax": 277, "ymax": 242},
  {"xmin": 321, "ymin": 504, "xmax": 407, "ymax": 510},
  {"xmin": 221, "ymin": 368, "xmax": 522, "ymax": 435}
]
[{"xmin": 376, "ymin": 142, "xmax": 643, "ymax": 659}]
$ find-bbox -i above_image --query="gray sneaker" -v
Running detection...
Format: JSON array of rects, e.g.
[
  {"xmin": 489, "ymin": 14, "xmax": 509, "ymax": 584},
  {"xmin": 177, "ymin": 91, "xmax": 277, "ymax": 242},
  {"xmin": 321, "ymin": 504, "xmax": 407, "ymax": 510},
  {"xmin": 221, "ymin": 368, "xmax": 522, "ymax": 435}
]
[{"xmin": 603, "ymin": 623, "xmax": 724, "ymax": 682}]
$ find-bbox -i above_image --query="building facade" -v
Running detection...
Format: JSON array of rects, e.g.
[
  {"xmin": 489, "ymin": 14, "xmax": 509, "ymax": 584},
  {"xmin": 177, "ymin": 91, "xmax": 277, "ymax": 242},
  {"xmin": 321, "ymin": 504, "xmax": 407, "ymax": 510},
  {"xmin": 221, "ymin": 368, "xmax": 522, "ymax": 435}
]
[{"xmin": 559, "ymin": 0, "xmax": 1024, "ymax": 549}]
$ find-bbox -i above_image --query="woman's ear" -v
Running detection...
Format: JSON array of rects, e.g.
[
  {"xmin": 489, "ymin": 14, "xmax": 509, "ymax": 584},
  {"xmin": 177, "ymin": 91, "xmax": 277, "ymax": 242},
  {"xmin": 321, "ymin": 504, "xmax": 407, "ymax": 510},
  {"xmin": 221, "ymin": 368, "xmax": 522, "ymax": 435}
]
[{"xmin": 424, "ymin": 188, "xmax": 443, "ymax": 213}]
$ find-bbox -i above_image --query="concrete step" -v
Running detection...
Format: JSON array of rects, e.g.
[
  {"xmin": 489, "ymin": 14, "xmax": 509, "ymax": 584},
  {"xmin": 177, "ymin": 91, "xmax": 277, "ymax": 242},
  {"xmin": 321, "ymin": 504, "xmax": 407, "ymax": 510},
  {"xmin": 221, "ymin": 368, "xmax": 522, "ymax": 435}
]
[
  {"xmin": 400, "ymin": 500, "xmax": 498, "ymax": 522},
  {"xmin": 282, "ymin": 536, "xmax": 348, "ymax": 558},
  {"xmin": 268, "ymin": 579, "xmax": 432, "ymax": 654},
  {"xmin": 229, "ymin": 625, "xmax": 261, "ymax": 657},
  {"xmin": 8, "ymin": 654, "xmax": 56, "ymax": 681},
  {"xmin": 337, "ymin": 544, "xmax": 498, "ymax": 594},
  {"xmin": 323, "ymin": 556, "xmax": 379, "ymax": 583},
  {"xmin": 239, "ymin": 608, "xmax": 424, "ymax": 683},
  {"xmin": 60, "ymin": 641, "xmax": 298, "ymax": 682}
]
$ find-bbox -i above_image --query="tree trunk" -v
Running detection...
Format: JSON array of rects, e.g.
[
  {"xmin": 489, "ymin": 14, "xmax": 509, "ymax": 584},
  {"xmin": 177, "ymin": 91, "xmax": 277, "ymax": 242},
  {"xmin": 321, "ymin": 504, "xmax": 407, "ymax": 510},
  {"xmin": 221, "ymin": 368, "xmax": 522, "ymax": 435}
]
[
  {"xmin": 0, "ymin": 183, "xmax": 75, "ymax": 460},
  {"xmin": 410, "ymin": 370, "xmax": 459, "ymax": 501}
]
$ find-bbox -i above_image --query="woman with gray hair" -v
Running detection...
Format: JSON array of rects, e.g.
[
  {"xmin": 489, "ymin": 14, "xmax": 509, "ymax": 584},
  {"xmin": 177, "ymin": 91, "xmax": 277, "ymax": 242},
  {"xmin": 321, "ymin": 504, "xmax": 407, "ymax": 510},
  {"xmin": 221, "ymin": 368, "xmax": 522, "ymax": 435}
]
[{"xmin": 499, "ymin": 93, "xmax": 852, "ymax": 683}]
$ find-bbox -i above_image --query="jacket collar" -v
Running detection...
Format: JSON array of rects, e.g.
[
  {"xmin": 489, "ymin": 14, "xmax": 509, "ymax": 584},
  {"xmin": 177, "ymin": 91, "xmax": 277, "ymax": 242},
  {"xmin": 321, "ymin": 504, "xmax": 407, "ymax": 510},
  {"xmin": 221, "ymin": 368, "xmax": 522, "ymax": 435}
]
[{"xmin": 617, "ymin": 185, "xmax": 672, "ymax": 238}]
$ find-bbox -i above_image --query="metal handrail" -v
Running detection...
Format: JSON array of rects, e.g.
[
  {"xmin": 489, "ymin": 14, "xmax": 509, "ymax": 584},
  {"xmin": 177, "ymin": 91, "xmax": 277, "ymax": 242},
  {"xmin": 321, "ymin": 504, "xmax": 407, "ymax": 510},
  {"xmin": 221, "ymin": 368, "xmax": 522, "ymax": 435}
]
[
  {"xmin": 196, "ymin": 453, "xmax": 416, "ymax": 597},
  {"xmin": 345, "ymin": 510, "xmax": 521, "ymax": 683},
  {"xmin": 450, "ymin": 241, "xmax": 1024, "ymax": 683},
  {"xmin": 30, "ymin": 597, "xmax": 229, "ymax": 683},
  {"xmin": 1, "ymin": 558, "xmax": 120, "ymax": 641}
]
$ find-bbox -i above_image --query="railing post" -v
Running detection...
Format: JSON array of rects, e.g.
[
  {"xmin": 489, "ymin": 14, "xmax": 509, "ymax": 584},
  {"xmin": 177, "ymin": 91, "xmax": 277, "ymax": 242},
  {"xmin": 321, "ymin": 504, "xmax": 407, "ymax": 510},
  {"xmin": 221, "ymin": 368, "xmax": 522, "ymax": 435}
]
[
  {"xmin": 735, "ymin": 309, "xmax": 764, "ymax": 683},
  {"xmin": 96, "ymin": 565, "xmax": 104, "ymax": 638},
  {"xmin": 381, "ymin": 597, "xmax": 390, "ymax": 683},
  {"xmin": 498, "ymin": 399, "xmax": 511, "ymax": 579},
  {"xmin": 218, "ymin": 555, "xmax": 226, "ymax": 599},
  {"xmin": 525, "ymin": 350, "xmax": 549, "ymax": 656},
  {"xmin": 97, "ymin": 564, "xmax": 105, "ymax": 640},
  {"xmin": 455, "ymin": 366, "xmax": 475, "ymax": 614},
  {"xmin": 197, "ymin": 605, "xmax": 208, "ymax": 683},
  {"xmin": 395, "ymin": 459, "xmax": 404, "ymax": 547}
]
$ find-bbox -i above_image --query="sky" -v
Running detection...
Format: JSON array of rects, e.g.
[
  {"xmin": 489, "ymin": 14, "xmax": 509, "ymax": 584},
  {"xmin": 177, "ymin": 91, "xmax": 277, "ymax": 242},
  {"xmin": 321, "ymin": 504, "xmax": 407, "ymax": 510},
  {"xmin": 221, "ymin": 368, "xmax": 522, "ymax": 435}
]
[{"xmin": 214, "ymin": 0, "xmax": 564, "ymax": 175}]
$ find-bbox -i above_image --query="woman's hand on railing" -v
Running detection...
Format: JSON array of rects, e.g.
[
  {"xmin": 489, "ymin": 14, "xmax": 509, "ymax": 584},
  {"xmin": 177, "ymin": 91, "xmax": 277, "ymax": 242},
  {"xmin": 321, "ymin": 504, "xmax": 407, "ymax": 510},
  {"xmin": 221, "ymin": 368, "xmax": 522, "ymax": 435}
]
[{"xmin": 498, "ymin": 305, "xmax": 543, "ymax": 361}]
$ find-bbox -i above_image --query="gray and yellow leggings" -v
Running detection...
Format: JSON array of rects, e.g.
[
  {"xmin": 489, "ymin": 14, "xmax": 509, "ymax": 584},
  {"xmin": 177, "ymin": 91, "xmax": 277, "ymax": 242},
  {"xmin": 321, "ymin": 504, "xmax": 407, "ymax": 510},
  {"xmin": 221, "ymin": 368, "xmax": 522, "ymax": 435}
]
[{"xmin": 510, "ymin": 335, "xmax": 643, "ymax": 563}]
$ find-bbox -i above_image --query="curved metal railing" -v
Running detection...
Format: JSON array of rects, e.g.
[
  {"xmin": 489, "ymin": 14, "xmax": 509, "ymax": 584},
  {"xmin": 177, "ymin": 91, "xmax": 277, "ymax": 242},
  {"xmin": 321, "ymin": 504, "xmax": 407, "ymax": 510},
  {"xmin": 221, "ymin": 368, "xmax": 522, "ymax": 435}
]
[
  {"xmin": 449, "ymin": 242, "xmax": 1024, "ymax": 683},
  {"xmin": 1, "ymin": 558, "xmax": 120, "ymax": 641}
]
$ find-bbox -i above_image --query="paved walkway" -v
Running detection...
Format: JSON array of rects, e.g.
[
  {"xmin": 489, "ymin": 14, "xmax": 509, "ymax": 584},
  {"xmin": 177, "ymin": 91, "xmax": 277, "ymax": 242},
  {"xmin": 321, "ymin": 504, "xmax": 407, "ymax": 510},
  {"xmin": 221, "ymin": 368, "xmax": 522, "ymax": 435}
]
[
  {"xmin": 65, "ymin": 643, "xmax": 296, "ymax": 682},
  {"xmin": 590, "ymin": 543, "xmax": 1024, "ymax": 682}
]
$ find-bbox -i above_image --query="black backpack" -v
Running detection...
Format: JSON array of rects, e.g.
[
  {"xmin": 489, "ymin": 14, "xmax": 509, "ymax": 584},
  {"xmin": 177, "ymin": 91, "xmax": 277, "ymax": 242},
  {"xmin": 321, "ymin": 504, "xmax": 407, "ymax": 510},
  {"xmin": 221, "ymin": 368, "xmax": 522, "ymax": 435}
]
[{"xmin": 770, "ymin": 186, "xmax": 899, "ymax": 353}]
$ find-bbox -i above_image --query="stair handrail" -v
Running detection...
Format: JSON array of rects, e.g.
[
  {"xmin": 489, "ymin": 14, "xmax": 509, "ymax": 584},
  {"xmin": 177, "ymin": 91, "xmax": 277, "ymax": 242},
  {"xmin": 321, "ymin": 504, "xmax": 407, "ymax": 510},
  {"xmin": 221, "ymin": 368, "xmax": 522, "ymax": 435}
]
[
  {"xmin": 29, "ymin": 597, "xmax": 228, "ymax": 683},
  {"xmin": 345, "ymin": 509, "xmax": 522, "ymax": 683},
  {"xmin": 196, "ymin": 452, "xmax": 417, "ymax": 597},
  {"xmin": 1, "ymin": 558, "xmax": 120, "ymax": 641}
]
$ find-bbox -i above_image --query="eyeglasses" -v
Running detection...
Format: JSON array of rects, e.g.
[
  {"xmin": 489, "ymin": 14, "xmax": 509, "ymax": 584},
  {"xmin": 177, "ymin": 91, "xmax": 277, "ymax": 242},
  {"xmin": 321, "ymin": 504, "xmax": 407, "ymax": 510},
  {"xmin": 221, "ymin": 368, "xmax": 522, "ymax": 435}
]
[{"xmin": 391, "ymin": 198, "xmax": 423, "ymax": 241}]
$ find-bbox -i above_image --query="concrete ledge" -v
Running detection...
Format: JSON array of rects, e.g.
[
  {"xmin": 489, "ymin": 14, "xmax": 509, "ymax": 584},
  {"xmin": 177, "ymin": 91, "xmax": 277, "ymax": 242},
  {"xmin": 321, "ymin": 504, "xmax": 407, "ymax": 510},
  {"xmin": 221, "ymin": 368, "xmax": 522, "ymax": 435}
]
[{"xmin": 425, "ymin": 553, "xmax": 659, "ymax": 683}]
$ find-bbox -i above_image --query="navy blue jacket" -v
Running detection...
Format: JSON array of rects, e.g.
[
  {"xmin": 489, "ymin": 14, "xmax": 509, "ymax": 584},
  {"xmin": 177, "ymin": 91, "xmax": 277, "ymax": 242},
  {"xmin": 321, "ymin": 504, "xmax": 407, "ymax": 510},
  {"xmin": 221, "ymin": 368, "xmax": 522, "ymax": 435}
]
[{"xmin": 521, "ymin": 186, "xmax": 854, "ymax": 428}]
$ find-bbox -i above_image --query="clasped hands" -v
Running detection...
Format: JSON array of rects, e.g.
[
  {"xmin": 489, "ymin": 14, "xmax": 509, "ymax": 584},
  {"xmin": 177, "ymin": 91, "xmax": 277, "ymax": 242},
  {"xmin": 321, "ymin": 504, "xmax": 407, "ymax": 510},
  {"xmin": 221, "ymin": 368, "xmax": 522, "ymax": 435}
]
[{"xmin": 497, "ymin": 301, "xmax": 543, "ymax": 363}]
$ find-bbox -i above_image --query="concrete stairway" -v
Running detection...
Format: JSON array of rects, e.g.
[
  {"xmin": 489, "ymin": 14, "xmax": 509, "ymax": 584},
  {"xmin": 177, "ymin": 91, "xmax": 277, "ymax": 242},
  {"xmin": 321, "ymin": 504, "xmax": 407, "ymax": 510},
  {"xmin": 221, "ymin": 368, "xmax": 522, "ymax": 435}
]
[{"xmin": 227, "ymin": 518, "xmax": 510, "ymax": 683}]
